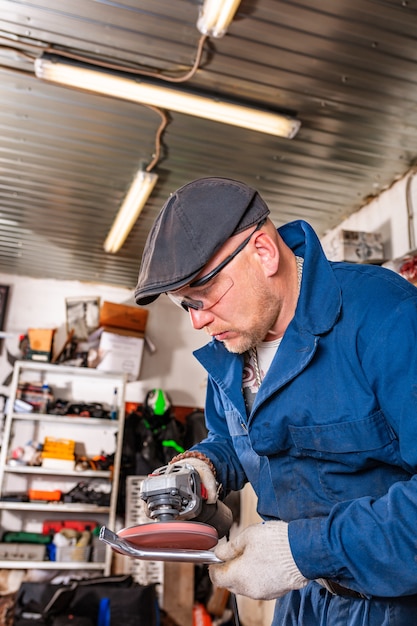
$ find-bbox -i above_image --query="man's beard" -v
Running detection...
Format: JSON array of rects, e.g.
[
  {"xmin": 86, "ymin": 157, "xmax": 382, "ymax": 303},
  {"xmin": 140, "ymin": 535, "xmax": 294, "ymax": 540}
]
[{"xmin": 223, "ymin": 286, "xmax": 282, "ymax": 354}]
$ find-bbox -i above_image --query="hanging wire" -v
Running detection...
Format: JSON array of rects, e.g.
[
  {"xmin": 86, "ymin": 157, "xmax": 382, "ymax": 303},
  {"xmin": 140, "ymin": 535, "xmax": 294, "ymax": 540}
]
[
  {"xmin": 42, "ymin": 34, "xmax": 209, "ymax": 84},
  {"xmin": 0, "ymin": 32, "xmax": 209, "ymax": 84},
  {"xmin": 0, "ymin": 30, "xmax": 209, "ymax": 171},
  {"xmin": 145, "ymin": 106, "xmax": 170, "ymax": 172}
]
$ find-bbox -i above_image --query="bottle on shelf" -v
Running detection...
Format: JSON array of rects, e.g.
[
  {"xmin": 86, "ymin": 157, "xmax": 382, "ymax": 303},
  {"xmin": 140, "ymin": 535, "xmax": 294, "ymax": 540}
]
[
  {"xmin": 40, "ymin": 382, "xmax": 50, "ymax": 414},
  {"xmin": 110, "ymin": 387, "xmax": 118, "ymax": 420}
]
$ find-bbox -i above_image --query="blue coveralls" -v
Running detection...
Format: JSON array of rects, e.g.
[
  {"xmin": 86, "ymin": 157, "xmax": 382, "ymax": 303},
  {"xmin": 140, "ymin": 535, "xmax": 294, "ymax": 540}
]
[{"xmin": 192, "ymin": 220, "xmax": 417, "ymax": 625}]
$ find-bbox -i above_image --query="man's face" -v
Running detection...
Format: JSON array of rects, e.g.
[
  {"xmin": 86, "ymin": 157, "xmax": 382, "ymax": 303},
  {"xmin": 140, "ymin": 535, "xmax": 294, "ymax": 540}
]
[{"xmin": 168, "ymin": 224, "xmax": 283, "ymax": 353}]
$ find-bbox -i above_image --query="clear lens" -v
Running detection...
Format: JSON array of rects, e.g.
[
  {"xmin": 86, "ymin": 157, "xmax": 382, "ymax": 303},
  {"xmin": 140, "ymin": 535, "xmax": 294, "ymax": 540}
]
[{"xmin": 168, "ymin": 275, "xmax": 234, "ymax": 312}]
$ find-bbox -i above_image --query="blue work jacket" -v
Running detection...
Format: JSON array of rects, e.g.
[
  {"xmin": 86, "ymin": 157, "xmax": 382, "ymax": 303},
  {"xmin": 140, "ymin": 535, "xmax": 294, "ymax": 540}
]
[{"xmin": 192, "ymin": 220, "xmax": 417, "ymax": 625}]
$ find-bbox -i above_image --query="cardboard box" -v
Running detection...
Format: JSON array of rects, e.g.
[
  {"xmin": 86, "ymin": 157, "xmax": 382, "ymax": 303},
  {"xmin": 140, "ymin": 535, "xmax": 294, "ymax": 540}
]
[
  {"xmin": 101, "ymin": 326, "xmax": 144, "ymax": 339},
  {"xmin": 327, "ymin": 230, "xmax": 385, "ymax": 264},
  {"xmin": 96, "ymin": 330, "xmax": 145, "ymax": 381},
  {"xmin": 27, "ymin": 328, "xmax": 56, "ymax": 362},
  {"xmin": 0, "ymin": 543, "xmax": 46, "ymax": 561},
  {"xmin": 41, "ymin": 458, "xmax": 75, "ymax": 471},
  {"xmin": 100, "ymin": 301, "xmax": 148, "ymax": 334}
]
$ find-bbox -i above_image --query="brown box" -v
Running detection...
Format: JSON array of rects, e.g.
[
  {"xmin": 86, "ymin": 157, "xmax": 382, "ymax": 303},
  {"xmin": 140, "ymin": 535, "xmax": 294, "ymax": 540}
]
[
  {"xmin": 99, "ymin": 301, "xmax": 148, "ymax": 334},
  {"xmin": 101, "ymin": 326, "xmax": 144, "ymax": 339},
  {"xmin": 27, "ymin": 328, "xmax": 56, "ymax": 362}
]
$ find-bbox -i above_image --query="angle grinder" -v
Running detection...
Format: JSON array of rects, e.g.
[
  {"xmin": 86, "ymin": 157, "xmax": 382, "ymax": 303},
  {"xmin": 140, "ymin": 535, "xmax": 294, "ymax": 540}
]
[{"xmin": 100, "ymin": 462, "xmax": 233, "ymax": 563}]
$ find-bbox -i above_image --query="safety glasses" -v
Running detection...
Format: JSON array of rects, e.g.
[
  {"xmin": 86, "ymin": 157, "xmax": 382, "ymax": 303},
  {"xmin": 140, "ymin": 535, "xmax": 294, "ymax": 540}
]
[{"xmin": 168, "ymin": 218, "xmax": 266, "ymax": 312}]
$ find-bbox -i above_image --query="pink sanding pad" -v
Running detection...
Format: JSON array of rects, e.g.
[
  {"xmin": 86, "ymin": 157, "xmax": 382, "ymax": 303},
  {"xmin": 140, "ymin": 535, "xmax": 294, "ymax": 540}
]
[{"xmin": 117, "ymin": 521, "xmax": 218, "ymax": 550}]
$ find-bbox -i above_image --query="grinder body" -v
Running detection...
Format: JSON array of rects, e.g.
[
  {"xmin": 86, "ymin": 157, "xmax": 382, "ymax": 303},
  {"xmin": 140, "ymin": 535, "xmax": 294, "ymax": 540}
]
[{"xmin": 140, "ymin": 462, "xmax": 233, "ymax": 539}]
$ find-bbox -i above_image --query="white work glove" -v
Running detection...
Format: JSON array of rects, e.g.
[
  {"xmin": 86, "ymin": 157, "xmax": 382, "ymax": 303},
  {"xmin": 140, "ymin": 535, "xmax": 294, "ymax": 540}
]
[
  {"xmin": 209, "ymin": 521, "xmax": 308, "ymax": 600},
  {"xmin": 173, "ymin": 458, "xmax": 219, "ymax": 504}
]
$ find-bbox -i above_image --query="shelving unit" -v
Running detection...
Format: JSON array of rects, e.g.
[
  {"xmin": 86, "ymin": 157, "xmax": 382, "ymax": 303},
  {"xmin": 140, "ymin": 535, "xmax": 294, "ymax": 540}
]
[{"xmin": 0, "ymin": 360, "xmax": 127, "ymax": 575}]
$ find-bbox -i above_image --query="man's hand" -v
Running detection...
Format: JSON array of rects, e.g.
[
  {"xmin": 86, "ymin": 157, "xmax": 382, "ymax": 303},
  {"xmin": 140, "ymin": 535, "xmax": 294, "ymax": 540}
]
[
  {"xmin": 172, "ymin": 458, "xmax": 218, "ymax": 503},
  {"xmin": 209, "ymin": 521, "xmax": 308, "ymax": 600}
]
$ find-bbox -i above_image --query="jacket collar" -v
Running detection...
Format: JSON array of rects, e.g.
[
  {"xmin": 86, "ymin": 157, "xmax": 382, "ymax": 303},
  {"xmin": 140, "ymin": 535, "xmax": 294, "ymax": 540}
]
[{"xmin": 279, "ymin": 220, "xmax": 341, "ymax": 335}]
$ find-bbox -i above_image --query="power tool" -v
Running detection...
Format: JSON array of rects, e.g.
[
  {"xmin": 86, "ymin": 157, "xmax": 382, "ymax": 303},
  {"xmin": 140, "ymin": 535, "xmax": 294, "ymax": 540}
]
[
  {"xmin": 99, "ymin": 462, "xmax": 233, "ymax": 563},
  {"xmin": 140, "ymin": 462, "xmax": 233, "ymax": 538}
]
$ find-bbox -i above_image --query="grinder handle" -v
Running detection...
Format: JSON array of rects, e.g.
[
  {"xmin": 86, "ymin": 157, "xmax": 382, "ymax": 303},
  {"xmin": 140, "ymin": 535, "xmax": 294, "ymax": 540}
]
[{"xmin": 194, "ymin": 498, "xmax": 233, "ymax": 539}]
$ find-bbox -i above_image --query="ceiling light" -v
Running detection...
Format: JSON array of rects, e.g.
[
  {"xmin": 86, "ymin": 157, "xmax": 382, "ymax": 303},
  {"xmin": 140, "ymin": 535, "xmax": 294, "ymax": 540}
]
[
  {"xmin": 34, "ymin": 53, "xmax": 301, "ymax": 139},
  {"xmin": 103, "ymin": 170, "xmax": 158, "ymax": 254},
  {"xmin": 197, "ymin": 0, "xmax": 242, "ymax": 38}
]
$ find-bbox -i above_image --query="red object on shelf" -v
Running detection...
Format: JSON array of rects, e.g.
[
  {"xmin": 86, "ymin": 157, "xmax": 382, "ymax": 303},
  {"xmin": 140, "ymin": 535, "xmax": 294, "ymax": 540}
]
[
  {"xmin": 64, "ymin": 520, "xmax": 99, "ymax": 533},
  {"xmin": 28, "ymin": 489, "xmax": 62, "ymax": 501},
  {"xmin": 193, "ymin": 603, "xmax": 212, "ymax": 626},
  {"xmin": 42, "ymin": 520, "xmax": 99, "ymax": 534}
]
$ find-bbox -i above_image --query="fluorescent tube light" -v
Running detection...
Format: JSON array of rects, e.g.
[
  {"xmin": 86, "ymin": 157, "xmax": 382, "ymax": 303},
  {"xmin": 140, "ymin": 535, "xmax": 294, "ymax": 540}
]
[
  {"xmin": 103, "ymin": 170, "xmax": 158, "ymax": 253},
  {"xmin": 197, "ymin": 0, "xmax": 242, "ymax": 38},
  {"xmin": 34, "ymin": 53, "xmax": 301, "ymax": 139}
]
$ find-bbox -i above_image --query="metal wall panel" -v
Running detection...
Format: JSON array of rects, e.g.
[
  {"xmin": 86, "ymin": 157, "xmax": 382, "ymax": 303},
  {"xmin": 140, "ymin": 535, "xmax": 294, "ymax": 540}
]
[{"xmin": 0, "ymin": 0, "xmax": 417, "ymax": 287}]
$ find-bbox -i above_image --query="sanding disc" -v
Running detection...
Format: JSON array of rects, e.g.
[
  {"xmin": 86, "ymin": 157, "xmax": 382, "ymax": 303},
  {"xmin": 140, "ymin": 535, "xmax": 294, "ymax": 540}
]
[{"xmin": 117, "ymin": 521, "xmax": 218, "ymax": 550}]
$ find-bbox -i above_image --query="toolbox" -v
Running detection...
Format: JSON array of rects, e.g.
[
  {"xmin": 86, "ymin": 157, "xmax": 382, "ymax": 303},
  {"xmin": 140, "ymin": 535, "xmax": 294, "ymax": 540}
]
[
  {"xmin": 42, "ymin": 520, "xmax": 99, "ymax": 535},
  {"xmin": 41, "ymin": 437, "xmax": 75, "ymax": 460}
]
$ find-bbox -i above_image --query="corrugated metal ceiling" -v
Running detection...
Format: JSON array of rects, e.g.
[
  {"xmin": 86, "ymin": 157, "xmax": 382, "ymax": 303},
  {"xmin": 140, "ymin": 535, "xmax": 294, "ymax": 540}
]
[{"xmin": 1, "ymin": 0, "xmax": 417, "ymax": 289}]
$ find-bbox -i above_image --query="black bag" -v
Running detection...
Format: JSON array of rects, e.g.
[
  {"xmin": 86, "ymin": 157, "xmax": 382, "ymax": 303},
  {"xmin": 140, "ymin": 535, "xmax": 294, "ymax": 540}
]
[
  {"xmin": 69, "ymin": 579, "xmax": 158, "ymax": 626},
  {"xmin": 52, "ymin": 619, "xmax": 93, "ymax": 626},
  {"xmin": 14, "ymin": 575, "xmax": 159, "ymax": 626},
  {"xmin": 14, "ymin": 581, "xmax": 79, "ymax": 625}
]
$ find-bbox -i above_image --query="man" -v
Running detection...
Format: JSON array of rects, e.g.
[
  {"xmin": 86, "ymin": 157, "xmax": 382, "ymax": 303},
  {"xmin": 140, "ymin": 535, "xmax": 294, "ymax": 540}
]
[{"xmin": 135, "ymin": 177, "xmax": 417, "ymax": 625}]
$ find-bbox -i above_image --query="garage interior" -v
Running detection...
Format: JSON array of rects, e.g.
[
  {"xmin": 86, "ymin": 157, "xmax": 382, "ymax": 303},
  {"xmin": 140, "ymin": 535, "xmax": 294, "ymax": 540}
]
[{"xmin": 1, "ymin": 2, "xmax": 417, "ymax": 626}]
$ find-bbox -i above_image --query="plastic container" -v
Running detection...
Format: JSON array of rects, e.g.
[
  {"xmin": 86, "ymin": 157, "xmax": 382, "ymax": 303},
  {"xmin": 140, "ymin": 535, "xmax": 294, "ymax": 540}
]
[
  {"xmin": 55, "ymin": 545, "xmax": 91, "ymax": 562},
  {"xmin": 28, "ymin": 489, "xmax": 62, "ymax": 501}
]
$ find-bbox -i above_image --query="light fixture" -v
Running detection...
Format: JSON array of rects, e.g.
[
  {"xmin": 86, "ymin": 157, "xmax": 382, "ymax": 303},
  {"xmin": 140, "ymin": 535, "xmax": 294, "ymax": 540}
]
[
  {"xmin": 103, "ymin": 170, "xmax": 158, "ymax": 253},
  {"xmin": 197, "ymin": 0, "xmax": 242, "ymax": 38},
  {"xmin": 34, "ymin": 53, "xmax": 301, "ymax": 139}
]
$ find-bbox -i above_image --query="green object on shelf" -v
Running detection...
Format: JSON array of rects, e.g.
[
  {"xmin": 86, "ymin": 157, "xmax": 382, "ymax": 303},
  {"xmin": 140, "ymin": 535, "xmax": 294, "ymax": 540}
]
[{"xmin": 2, "ymin": 531, "xmax": 52, "ymax": 544}]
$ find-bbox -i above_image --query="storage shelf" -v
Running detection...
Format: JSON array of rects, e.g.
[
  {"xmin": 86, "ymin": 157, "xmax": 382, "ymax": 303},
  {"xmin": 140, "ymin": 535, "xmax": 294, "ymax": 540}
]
[
  {"xmin": 4, "ymin": 465, "xmax": 111, "ymax": 479},
  {"xmin": 0, "ymin": 361, "xmax": 126, "ymax": 575},
  {"xmin": 0, "ymin": 501, "xmax": 110, "ymax": 513},
  {"xmin": 0, "ymin": 559, "xmax": 106, "ymax": 570},
  {"xmin": 11, "ymin": 413, "xmax": 119, "ymax": 427}
]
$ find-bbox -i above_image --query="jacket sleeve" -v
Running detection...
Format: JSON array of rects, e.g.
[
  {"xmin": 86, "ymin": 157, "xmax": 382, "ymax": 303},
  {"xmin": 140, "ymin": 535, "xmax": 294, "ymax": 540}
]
[
  {"xmin": 289, "ymin": 297, "xmax": 417, "ymax": 597},
  {"xmin": 189, "ymin": 376, "xmax": 249, "ymax": 494}
]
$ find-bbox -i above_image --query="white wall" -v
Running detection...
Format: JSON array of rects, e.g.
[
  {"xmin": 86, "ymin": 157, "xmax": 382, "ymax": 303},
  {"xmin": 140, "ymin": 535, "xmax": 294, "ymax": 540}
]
[
  {"xmin": 321, "ymin": 169, "xmax": 417, "ymax": 262},
  {"xmin": 0, "ymin": 273, "xmax": 207, "ymax": 408}
]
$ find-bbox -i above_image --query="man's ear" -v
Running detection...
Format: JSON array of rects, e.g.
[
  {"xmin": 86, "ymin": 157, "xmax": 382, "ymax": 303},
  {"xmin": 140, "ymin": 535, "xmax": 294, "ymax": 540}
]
[{"xmin": 253, "ymin": 232, "xmax": 279, "ymax": 277}]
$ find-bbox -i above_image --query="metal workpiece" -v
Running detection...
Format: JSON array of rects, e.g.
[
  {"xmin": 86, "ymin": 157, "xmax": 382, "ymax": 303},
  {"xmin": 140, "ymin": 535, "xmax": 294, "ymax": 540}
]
[{"xmin": 99, "ymin": 526, "xmax": 222, "ymax": 563}]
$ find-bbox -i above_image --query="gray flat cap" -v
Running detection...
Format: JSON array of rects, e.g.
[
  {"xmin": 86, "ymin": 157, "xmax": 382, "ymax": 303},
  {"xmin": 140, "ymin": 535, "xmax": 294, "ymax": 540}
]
[{"xmin": 135, "ymin": 176, "xmax": 270, "ymax": 305}]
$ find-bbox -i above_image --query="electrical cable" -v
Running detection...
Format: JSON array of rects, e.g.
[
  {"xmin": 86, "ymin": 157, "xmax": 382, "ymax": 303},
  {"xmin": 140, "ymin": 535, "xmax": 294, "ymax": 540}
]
[
  {"xmin": 0, "ymin": 32, "xmax": 209, "ymax": 84},
  {"xmin": 230, "ymin": 592, "xmax": 240, "ymax": 626},
  {"xmin": 0, "ymin": 29, "xmax": 202, "ymax": 174},
  {"xmin": 405, "ymin": 167, "xmax": 417, "ymax": 252}
]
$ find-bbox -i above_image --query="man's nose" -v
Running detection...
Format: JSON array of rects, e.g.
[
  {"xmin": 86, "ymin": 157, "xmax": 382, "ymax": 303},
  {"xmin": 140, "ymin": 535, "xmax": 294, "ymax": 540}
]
[{"xmin": 189, "ymin": 307, "xmax": 214, "ymax": 330}]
